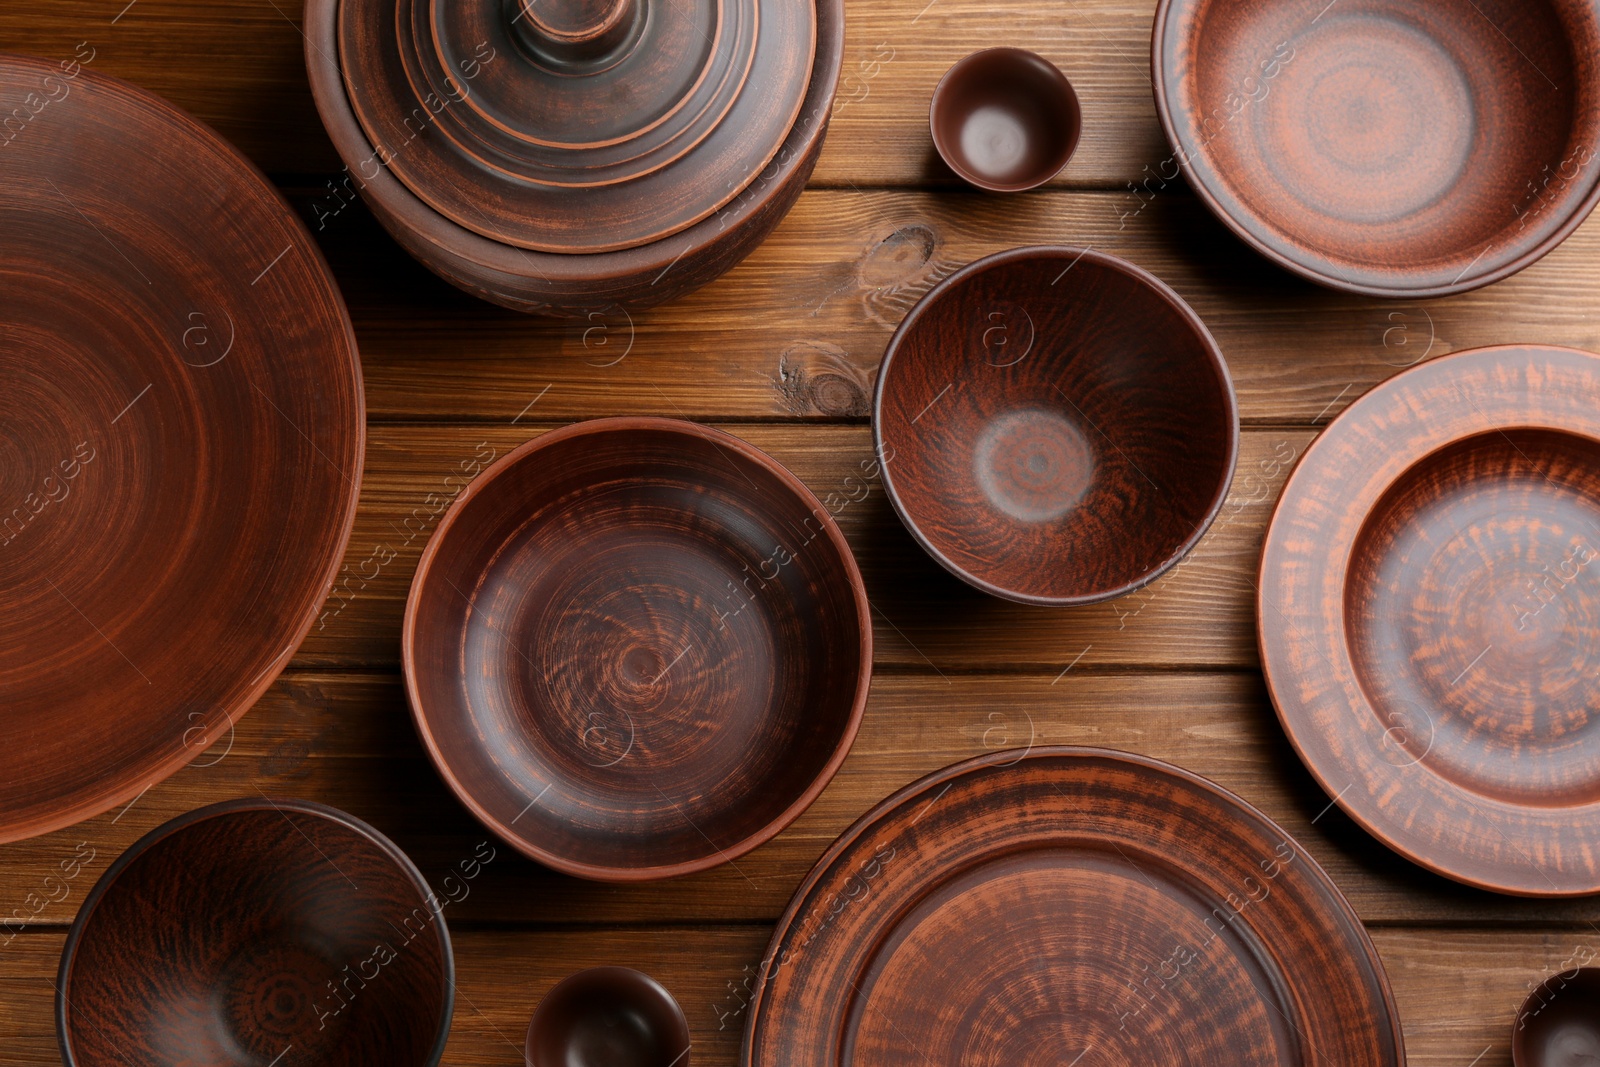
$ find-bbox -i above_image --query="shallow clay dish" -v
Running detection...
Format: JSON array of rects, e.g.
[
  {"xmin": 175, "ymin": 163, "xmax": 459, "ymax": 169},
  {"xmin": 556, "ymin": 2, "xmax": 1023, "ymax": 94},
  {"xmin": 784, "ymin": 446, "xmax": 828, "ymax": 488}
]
[
  {"xmin": 1261, "ymin": 345, "xmax": 1600, "ymax": 896},
  {"xmin": 57, "ymin": 799, "xmax": 452, "ymax": 1067},
  {"xmin": 0, "ymin": 56, "xmax": 363, "ymax": 842},
  {"xmin": 744, "ymin": 748, "xmax": 1402, "ymax": 1066},
  {"xmin": 1514, "ymin": 967, "xmax": 1600, "ymax": 1067},
  {"xmin": 873, "ymin": 246, "xmax": 1238, "ymax": 606},
  {"xmin": 931, "ymin": 48, "xmax": 1082, "ymax": 192},
  {"xmin": 305, "ymin": 0, "xmax": 843, "ymax": 314},
  {"xmin": 404, "ymin": 417, "xmax": 871, "ymax": 881},
  {"xmin": 527, "ymin": 967, "xmax": 690, "ymax": 1067},
  {"xmin": 1153, "ymin": 0, "xmax": 1600, "ymax": 297}
]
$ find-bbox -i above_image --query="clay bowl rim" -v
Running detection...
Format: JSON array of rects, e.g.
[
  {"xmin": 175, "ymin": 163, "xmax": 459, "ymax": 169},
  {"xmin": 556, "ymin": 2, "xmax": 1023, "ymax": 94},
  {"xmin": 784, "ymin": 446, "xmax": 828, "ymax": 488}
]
[
  {"xmin": 55, "ymin": 797, "xmax": 454, "ymax": 1067},
  {"xmin": 928, "ymin": 46, "xmax": 1084, "ymax": 193},
  {"xmin": 1257, "ymin": 344, "xmax": 1600, "ymax": 897},
  {"xmin": 738, "ymin": 744, "xmax": 1406, "ymax": 1066},
  {"xmin": 871, "ymin": 245, "xmax": 1241, "ymax": 608},
  {"xmin": 1512, "ymin": 965, "xmax": 1600, "ymax": 1067},
  {"xmin": 524, "ymin": 965, "xmax": 690, "ymax": 1067},
  {"xmin": 1149, "ymin": 0, "xmax": 1600, "ymax": 300},
  {"xmin": 402, "ymin": 416, "xmax": 874, "ymax": 882},
  {"xmin": 0, "ymin": 56, "xmax": 366, "ymax": 845}
]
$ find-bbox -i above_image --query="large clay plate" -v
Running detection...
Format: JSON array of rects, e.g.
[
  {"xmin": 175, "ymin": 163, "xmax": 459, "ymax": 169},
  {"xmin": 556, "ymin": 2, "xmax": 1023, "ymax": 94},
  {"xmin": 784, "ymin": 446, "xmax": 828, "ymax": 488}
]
[
  {"xmin": 1261, "ymin": 345, "xmax": 1600, "ymax": 896},
  {"xmin": 1153, "ymin": 0, "xmax": 1600, "ymax": 298},
  {"xmin": 743, "ymin": 748, "xmax": 1402, "ymax": 1066},
  {"xmin": 0, "ymin": 57, "xmax": 364, "ymax": 842}
]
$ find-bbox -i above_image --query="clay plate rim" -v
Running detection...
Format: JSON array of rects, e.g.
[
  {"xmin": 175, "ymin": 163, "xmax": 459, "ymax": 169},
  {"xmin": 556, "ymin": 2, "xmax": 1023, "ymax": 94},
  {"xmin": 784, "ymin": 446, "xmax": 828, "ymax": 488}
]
[
  {"xmin": 55, "ymin": 797, "xmax": 454, "ymax": 1067},
  {"xmin": 402, "ymin": 416, "xmax": 873, "ymax": 881},
  {"xmin": 871, "ymin": 245, "xmax": 1240, "ymax": 607}
]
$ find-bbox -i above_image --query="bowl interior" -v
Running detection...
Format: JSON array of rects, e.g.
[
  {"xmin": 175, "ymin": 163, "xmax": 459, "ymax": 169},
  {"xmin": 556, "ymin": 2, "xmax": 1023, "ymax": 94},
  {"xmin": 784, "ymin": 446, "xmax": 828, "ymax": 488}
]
[
  {"xmin": 932, "ymin": 49, "xmax": 1081, "ymax": 191},
  {"xmin": 61, "ymin": 806, "xmax": 449, "ymax": 1067},
  {"xmin": 1163, "ymin": 0, "xmax": 1600, "ymax": 292},
  {"xmin": 409, "ymin": 424, "xmax": 866, "ymax": 875},
  {"xmin": 528, "ymin": 968, "xmax": 689, "ymax": 1067},
  {"xmin": 1514, "ymin": 967, "xmax": 1600, "ymax": 1067},
  {"xmin": 1345, "ymin": 429, "xmax": 1600, "ymax": 803},
  {"xmin": 876, "ymin": 251, "xmax": 1236, "ymax": 604}
]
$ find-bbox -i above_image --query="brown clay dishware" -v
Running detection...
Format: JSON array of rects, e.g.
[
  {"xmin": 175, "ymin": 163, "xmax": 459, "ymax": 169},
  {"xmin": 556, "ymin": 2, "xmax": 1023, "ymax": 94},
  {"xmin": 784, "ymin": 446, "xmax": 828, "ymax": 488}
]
[
  {"xmin": 873, "ymin": 246, "xmax": 1238, "ymax": 606},
  {"xmin": 404, "ymin": 417, "xmax": 872, "ymax": 881},
  {"xmin": 57, "ymin": 799, "xmax": 452, "ymax": 1067},
  {"xmin": 1514, "ymin": 967, "xmax": 1600, "ymax": 1067},
  {"xmin": 931, "ymin": 48, "xmax": 1082, "ymax": 192},
  {"xmin": 1260, "ymin": 345, "xmax": 1600, "ymax": 896},
  {"xmin": 305, "ymin": 0, "xmax": 843, "ymax": 314},
  {"xmin": 0, "ymin": 56, "xmax": 364, "ymax": 843},
  {"xmin": 743, "ymin": 747, "xmax": 1402, "ymax": 1066},
  {"xmin": 1153, "ymin": 0, "xmax": 1600, "ymax": 298},
  {"xmin": 526, "ymin": 967, "xmax": 690, "ymax": 1067}
]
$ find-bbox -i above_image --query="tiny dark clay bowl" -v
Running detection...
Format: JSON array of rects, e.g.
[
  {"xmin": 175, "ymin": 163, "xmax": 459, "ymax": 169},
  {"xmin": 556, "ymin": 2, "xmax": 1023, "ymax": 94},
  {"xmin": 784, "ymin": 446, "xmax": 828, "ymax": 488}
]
[
  {"xmin": 873, "ymin": 247, "xmax": 1239, "ymax": 606},
  {"xmin": 404, "ymin": 417, "xmax": 872, "ymax": 881},
  {"xmin": 1513, "ymin": 967, "xmax": 1600, "ymax": 1067},
  {"xmin": 57, "ymin": 799, "xmax": 453, "ymax": 1067},
  {"xmin": 526, "ymin": 967, "xmax": 690, "ymax": 1067},
  {"xmin": 931, "ymin": 48, "xmax": 1082, "ymax": 192}
]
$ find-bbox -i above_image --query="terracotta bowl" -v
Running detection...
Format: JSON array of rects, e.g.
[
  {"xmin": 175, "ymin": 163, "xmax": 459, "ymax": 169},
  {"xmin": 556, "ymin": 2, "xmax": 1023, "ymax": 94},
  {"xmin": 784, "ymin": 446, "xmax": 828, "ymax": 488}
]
[
  {"xmin": 57, "ymin": 799, "xmax": 452, "ymax": 1067},
  {"xmin": 873, "ymin": 247, "xmax": 1238, "ymax": 606},
  {"xmin": 404, "ymin": 418, "xmax": 871, "ymax": 880},
  {"xmin": 1153, "ymin": 0, "xmax": 1600, "ymax": 297},
  {"xmin": 526, "ymin": 968, "xmax": 689, "ymax": 1067},
  {"xmin": 1514, "ymin": 967, "xmax": 1600, "ymax": 1067},
  {"xmin": 931, "ymin": 48, "xmax": 1082, "ymax": 192}
]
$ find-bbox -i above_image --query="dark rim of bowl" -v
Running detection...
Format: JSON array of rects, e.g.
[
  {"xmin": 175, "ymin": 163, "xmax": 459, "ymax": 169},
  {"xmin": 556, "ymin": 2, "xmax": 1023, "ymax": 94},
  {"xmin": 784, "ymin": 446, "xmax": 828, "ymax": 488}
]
[
  {"xmin": 1512, "ymin": 965, "xmax": 1600, "ymax": 1066},
  {"xmin": 402, "ymin": 416, "xmax": 874, "ymax": 881},
  {"xmin": 56, "ymin": 797, "xmax": 455, "ymax": 1067},
  {"xmin": 525, "ymin": 966, "xmax": 690, "ymax": 1067},
  {"xmin": 929, "ymin": 47, "xmax": 1083, "ymax": 193},
  {"xmin": 1149, "ymin": 0, "xmax": 1600, "ymax": 299},
  {"xmin": 871, "ymin": 245, "xmax": 1241, "ymax": 607}
]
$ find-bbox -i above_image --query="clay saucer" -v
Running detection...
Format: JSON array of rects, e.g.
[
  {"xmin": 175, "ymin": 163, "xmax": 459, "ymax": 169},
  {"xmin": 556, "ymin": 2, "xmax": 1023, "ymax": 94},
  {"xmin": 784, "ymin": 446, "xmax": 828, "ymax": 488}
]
[
  {"xmin": 404, "ymin": 417, "xmax": 871, "ymax": 881},
  {"xmin": 526, "ymin": 967, "xmax": 690, "ymax": 1067},
  {"xmin": 1514, "ymin": 967, "xmax": 1600, "ymax": 1067},
  {"xmin": 57, "ymin": 799, "xmax": 452, "ymax": 1067},
  {"xmin": 931, "ymin": 48, "xmax": 1082, "ymax": 192},
  {"xmin": 1153, "ymin": 0, "xmax": 1600, "ymax": 297},
  {"xmin": 873, "ymin": 246, "xmax": 1239, "ymax": 606},
  {"xmin": 1261, "ymin": 345, "xmax": 1600, "ymax": 896},
  {"xmin": 0, "ymin": 56, "xmax": 363, "ymax": 842}
]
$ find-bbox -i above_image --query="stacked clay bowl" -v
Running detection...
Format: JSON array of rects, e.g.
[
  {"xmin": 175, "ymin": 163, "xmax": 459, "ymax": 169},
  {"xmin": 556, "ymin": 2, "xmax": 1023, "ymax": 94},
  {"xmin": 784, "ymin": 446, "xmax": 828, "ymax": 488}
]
[{"xmin": 306, "ymin": 0, "xmax": 843, "ymax": 314}]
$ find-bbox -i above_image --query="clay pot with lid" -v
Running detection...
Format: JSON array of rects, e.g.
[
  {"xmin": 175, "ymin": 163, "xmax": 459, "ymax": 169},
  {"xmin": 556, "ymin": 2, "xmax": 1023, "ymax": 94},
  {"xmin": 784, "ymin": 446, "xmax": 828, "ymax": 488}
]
[{"xmin": 306, "ymin": 0, "xmax": 843, "ymax": 315}]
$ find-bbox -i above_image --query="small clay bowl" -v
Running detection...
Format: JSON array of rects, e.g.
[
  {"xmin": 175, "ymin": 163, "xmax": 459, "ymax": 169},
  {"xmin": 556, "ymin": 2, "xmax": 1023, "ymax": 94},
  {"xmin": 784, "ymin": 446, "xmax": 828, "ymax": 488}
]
[
  {"xmin": 57, "ymin": 799, "xmax": 452, "ymax": 1067},
  {"xmin": 1513, "ymin": 967, "xmax": 1600, "ymax": 1067},
  {"xmin": 931, "ymin": 48, "xmax": 1082, "ymax": 192},
  {"xmin": 873, "ymin": 246, "xmax": 1239, "ymax": 606},
  {"xmin": 527, "ymin": 967, "xmax": 690, "ymax": 1067},
  {"xmin": 404, "ymin": 417, "xmax": 871, "ymax": 880}
]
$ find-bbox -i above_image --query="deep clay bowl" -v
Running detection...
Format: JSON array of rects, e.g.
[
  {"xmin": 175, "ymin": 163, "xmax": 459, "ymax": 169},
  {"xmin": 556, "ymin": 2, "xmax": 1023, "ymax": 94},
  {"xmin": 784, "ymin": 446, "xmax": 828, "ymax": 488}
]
[
  {"xmin": 1514, "ymin": 967, "xmax": 1600, "ymax": 1067},
  {"xmin": 57, "ymin": 799, "xmax": 452, "ymax": 1067},
  {"xmin": 873, "ymin": 247, "xmax": 1239, "ymax": 606},
  {"xmin": 931, "ymin": 48, "xmax": 1082, "ymax": 192},
  {"xmin": 404, "ymin": 417, "xmax": 872, "ymax": 880},
  {"xmin": 527, "ymin": 967, "xmax": 690, "ymax": 1067},
  {"xmin": 1153, "ymin": 0, "xmax": 1600, "ymax": 297}
]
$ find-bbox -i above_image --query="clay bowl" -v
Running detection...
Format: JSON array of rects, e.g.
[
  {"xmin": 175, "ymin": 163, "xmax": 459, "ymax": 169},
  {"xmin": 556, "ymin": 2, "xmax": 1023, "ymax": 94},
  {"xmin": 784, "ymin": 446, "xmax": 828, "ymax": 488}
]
[
  {"xmin": 1153, "ymin": 0, "xmax": 1600, "ymax": 298},
  {"xmin": 1261, "ymin": 345, "xmax": 1600, "ymax": 895},
  {"xmin": 305, "ymin": 0, "xmax": 844, "ymax": 315},
  {"xmin": 873, "ymin": 247, "xmax": 1238, "ymax": 606},
  {"xmin": 527, "ymin": 968, "xmax": 689, "ymax": 1067},
  {"xmin": 1514, "ymin": 968, "xmax": 1600, "ymax": 1067},
  {"xmin": 57, "ymin": 799, "xmax": 452, "ymax": 1067},
  {"xmin": 404, "ymin": 417, "xmax": 871, "ymax": 880},
  {"xmin": 931, "ymin": 48, "xmax": 1082, "ymax": 192}
]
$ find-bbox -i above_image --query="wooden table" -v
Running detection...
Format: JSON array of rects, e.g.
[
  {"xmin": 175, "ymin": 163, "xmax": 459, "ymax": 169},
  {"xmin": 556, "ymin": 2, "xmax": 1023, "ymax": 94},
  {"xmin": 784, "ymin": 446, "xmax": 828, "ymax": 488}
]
[{"xmin": 3, "ymin": 2, "xmax": 1598, "ymax": 1064}]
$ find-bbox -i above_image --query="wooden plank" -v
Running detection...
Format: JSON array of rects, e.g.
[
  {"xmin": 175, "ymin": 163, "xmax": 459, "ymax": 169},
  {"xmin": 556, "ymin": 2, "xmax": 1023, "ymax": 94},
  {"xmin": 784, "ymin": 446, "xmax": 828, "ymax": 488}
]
[
  {"xmin": 3, "ymin": 671, "xmax": 1598, "ymax": 930},
  {"xmin": 294, "ymin": 424, "xmax": 1308, "ymax": 670},
  {"xmin": 299, "ymin": 189, "xmax": 1600, "ymax": 426},
  {"xmin": 5, "ymin": 925, "xmax": 1596, "ymax": 1064}
]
